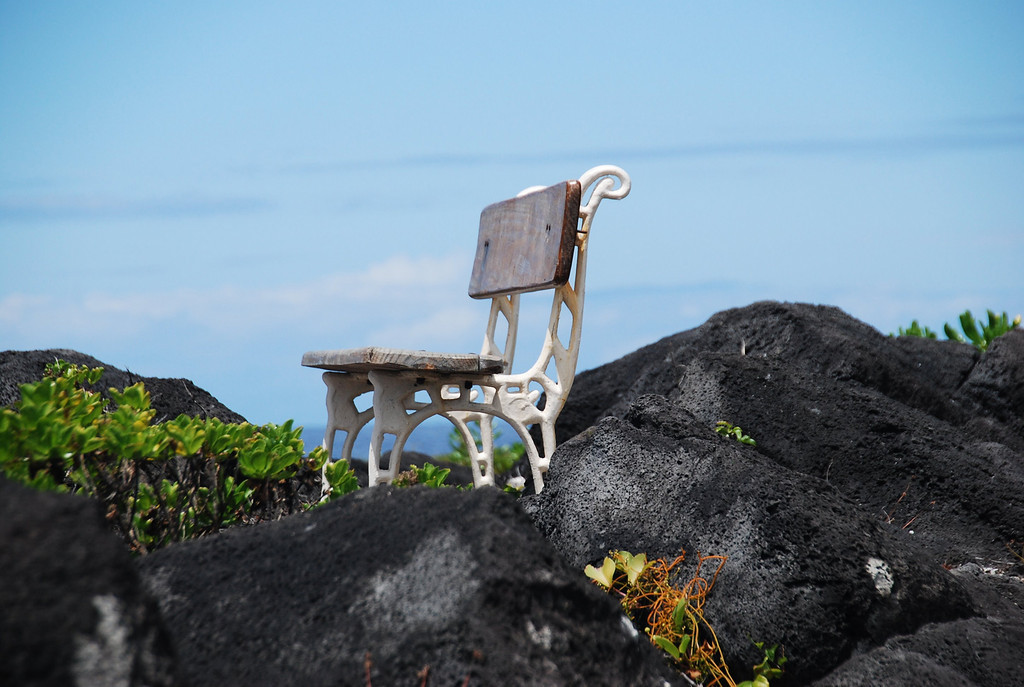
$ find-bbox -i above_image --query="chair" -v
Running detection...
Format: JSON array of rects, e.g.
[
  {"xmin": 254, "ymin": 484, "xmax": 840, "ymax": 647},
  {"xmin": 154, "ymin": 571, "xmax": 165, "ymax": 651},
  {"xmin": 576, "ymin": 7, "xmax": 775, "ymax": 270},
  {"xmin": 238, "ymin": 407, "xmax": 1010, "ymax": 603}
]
[{"xmin": 302, "ymin": 165, "xmax": 630, "ymax": 493}]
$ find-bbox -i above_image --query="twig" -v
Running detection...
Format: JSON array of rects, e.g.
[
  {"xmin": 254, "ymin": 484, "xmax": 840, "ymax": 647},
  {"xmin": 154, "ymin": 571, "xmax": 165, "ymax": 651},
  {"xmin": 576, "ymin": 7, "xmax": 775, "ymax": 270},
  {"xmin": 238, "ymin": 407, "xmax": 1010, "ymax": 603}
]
[{"xmin": 881, "ymin": 481, "xmax": 911, "ymax": 524}]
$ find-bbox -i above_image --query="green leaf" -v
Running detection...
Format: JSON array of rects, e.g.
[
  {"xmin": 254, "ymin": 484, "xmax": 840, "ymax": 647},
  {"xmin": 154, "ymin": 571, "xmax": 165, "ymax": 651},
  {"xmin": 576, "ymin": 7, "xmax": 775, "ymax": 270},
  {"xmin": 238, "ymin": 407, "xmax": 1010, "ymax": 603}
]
[
  {"xmin": 671, "ymin": 597, "xmax": 690, "ymax": 631},
  {"xmin": 959, "ymin": 311, "xmax": 984, "ymax": 347},
  {"xmin": 942, "ymin": 309, "xmax": 1020, "ymax": 351},
  {"xmin": 716, "ymin": 420, "xmax": 756, "ymax": 446},
  {"xmin": 437, "ymin": 421, "xmax": 525, "ymax": 475},
  {"xmin": 238, "ymin": 449, "xmax": 268, "ymax": 479},
  {"xmin": 166, "ymin": 415, "xmax": 205, "ymax": 456},
  {"xmin": 159, "ymin": 479, "xmax": 180, "ymax": 504},
  {"xmin": 895, "ymin": 319, "xmax": 938, "ymax": 339},
  {"xmin": 135, "ymin": 483, "xmax": 157, "ymax": 512},
  {"xmin": 109, "ymin": 383, "xmax": 152, "ymax": 412},
  {"xmin": 751, "ymin": 641, "xmax": 787, "ymax": 681},
  {"xmin": 324, "ymin": 459, "xmax": 359, "ymax": 499},
  {"xmin": 652, "ymin": 635, "xmax": 681, "ymax": 660},
  {"xmin": 584, "ymin": 557, "xmax": 617, "ymax": 589},
  {"xmin": 221, "ymin": 475, "xmax": 256, "ymax": 513},
  {"xmin": 620, "ymin": 551, "xmax": 649, "ymax": 586},
  {"xmin": 306, "ymin": 445, "xmax": 328, "ymax": 471},
  {"xmin": 416, "ymin": 462, "xmax": 451, "ymax": 488},
  {"xmin": 238, "ymin": 434, "xmax": 300, "ymax": 480}
]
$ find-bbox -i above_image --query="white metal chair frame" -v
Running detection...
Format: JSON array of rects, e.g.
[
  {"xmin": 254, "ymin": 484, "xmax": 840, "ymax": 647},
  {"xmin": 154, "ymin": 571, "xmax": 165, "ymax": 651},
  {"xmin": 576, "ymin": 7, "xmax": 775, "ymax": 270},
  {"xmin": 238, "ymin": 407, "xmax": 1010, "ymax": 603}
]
[{"xmin": 305, "ymin": 165, "xmax": 630, "ymax": 493}]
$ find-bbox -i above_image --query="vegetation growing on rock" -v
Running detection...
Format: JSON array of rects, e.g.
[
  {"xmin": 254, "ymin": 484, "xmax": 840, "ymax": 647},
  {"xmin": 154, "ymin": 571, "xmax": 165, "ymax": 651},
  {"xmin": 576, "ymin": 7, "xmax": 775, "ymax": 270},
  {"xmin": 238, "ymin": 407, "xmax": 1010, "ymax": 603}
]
[
  {"xmin": 894, "ymin": 308, "xmax": 1020, "ymax": 351},
  {"xmin": 0, "ymin": 360, "xmax": 357, "ymax": 553}
]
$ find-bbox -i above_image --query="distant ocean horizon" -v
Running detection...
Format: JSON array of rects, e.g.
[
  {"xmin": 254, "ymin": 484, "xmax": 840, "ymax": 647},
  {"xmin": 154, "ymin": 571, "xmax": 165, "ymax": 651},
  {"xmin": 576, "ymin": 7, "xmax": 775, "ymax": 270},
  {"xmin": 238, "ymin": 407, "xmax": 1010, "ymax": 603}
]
[{"xmin": 299, "ymin": 415, "xmax": 520, "ymax": 459}]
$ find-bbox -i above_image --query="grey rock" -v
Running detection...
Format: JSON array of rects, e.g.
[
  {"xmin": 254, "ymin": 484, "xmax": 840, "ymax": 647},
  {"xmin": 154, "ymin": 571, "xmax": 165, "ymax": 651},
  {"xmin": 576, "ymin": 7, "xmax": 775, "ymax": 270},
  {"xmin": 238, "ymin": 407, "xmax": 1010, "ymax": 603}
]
[
  {"xmin": 523, "ymin": 395, "xmax": 976, "ymax": 684},
  {"xmin": 526, "ymin": 301, "xmax": 1024, "ymax": 684},
  {"xmin": 138, "ymin": 486, "xmax": 681, "ymax": 687},
  {"xmin": 559, "ymin": 301, "xmax": 984, "ymax": 446},
  {"xmin": 811, "ymin": 614, "xmax": 1024, "ymax": 687},
  {"xmin": 0, "ymin": 349, "xmax": 246, "ymax": 423},
  {"xmin": 0, "ymin": 476, "xmax": 177, "ymax": 687}
]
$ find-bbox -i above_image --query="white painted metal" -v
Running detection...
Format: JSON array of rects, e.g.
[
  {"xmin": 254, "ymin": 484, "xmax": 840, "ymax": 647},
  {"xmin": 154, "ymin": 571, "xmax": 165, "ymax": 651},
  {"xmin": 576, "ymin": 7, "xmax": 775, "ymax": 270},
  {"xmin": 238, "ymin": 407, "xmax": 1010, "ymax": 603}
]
[{"xmin": 318, "ymin": 165, "xmax": 630, "ymax": 494}]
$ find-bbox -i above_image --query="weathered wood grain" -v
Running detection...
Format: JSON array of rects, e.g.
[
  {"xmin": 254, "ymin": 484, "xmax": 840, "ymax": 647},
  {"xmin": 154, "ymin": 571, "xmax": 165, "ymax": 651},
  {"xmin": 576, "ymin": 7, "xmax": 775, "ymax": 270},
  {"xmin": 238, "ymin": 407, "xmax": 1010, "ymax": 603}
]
[
  {"xmin": 301, "ymin": 347, "xmax": 505, "ymax": 374},
  {"xmin": 468, "ymin": 180, "xmax": 581, "ymax": 299}
]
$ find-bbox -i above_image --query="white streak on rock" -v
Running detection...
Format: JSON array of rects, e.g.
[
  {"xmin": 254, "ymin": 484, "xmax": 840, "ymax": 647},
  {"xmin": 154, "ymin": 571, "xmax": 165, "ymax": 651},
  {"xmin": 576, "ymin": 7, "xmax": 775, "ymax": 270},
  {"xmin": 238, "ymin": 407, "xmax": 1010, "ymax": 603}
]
[
  {"xmin": 73, "ymin": 594, "xmax": 132, "ymax": 687},
  {"xmin": 865, "ymin": 557, "xmax": 894, "ymax": 597}
]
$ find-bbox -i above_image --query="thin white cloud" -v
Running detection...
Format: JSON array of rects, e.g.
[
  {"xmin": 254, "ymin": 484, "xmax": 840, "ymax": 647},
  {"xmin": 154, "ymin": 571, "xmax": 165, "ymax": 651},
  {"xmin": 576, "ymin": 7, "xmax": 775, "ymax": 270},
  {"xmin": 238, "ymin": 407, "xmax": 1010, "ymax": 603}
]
[
  {"xmin": 0, "ymin": 253, "xmax": 479, "ymax": 351},
  {"xmin": 0, "ymin": 193, "xmax": 271, "ymax": 222},
  {"xmin": 277, "ymin": 123, "xmax": 1024, "ymax": 176},
  {"xmin": 368, "ymin": 304, "xmax": 483, "ymax": 352}
]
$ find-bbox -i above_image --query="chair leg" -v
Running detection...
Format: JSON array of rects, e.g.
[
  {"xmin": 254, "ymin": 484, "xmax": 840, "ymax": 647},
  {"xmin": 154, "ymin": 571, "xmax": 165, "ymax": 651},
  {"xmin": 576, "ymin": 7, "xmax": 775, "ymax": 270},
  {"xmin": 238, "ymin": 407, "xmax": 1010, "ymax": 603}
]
[
  {"xmin": 366, "ymin": 370, "xmax": 444, "ymax": 486},
  {"xmin": 444, "ymin": 411, "xmax": 496, "ymax": 488},
  {"xmin": 537, "ymin": 418, "xmax": 556, "ymax": 475},
  {"xmin": 478, "ymin": 414, "xmax": 496, "ymax": 484},
  {"xmin": 366, "ymin": 418, "xmax": 394, "ymax": 486},
  {"xmin": 504, "ymin": 416, "xmax": 545, "ymax": 492},
  {"xmin": 321, "ymin": 372, "xmax": 372, "ymax": 497}
]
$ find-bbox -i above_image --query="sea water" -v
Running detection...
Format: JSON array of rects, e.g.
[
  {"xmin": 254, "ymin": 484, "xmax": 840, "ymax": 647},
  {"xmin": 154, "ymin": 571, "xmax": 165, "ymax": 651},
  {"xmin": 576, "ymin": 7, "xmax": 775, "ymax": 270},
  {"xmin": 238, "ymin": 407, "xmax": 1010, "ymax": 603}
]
[{"xmin": 300, "ymin": 415, "xmax": 520, "ymax": 460}]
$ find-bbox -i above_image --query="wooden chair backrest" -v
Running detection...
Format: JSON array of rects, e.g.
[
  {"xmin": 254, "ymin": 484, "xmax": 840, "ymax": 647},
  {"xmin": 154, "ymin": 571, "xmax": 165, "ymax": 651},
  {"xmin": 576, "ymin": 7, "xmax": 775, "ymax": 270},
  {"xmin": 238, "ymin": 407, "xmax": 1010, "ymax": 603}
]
[{"xmin": 468, "ymin": 180, "xmax": 582, "ymax": 299}]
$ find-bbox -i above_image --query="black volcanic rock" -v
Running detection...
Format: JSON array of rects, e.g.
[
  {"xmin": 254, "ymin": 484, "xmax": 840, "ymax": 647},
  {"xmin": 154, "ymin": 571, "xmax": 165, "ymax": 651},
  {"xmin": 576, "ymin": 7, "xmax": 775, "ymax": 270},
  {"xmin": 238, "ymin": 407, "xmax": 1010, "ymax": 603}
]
[
  {"xmin": 953, "ymin": 328, "xmax": 1024, "ymax": 446},
  {"xmin": 555, "ymin": 303, "xmax": 1024, "ymax": 565},
  {"xmin": 524, "ymin": 301, "xmax": 1024, "ymax": 684},
  {"xmin": 0, "ymin": 348, "xmax": 245, "ymax": 423},
  {"xmin": 0, "ymin": 476, "xmax": 177, "ymax": 687},
  {"xmin": 557, "ymin": 301, "xmax": 986, "ymax": 444},
  {"xmin": 138, "ymin": 486, "xmax": 680, "ymax": 687},
  {"xmin": 523, "ymin": 395, "xmax": 978, "ymax": 684}
]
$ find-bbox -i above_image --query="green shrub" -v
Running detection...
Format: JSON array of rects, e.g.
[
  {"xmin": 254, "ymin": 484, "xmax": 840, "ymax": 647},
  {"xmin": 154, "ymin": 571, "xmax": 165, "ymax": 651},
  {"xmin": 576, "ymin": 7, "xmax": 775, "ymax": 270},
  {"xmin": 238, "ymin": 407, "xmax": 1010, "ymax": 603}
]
[
  {"xmin": 896, "ymin": 320, "xmax": 937, "ymax": 339},
  {"xmin": 392, "ymin": 462, "xmax": 453, "ymax": 488},
  {"xmin": 943, "ymin": 309, "xmax": 1021, "ymax": 352},
  {"xmin": 323, "ymin": 458, "xmax": 359, "ymax": 499},
  {"xmin": 893, "ymin": 309, "xmax": 1020, "ymax": 352},
  {"xmin": 436, "ymin": 421, "xmax": 524, "ymax": 474},
  {"xmin": 0, "ymin": 360, "xmax": 346, "ymax": 553},
  {"xmin": 715, "ymin": 421, "xmax": 756, "ymax": 446}
]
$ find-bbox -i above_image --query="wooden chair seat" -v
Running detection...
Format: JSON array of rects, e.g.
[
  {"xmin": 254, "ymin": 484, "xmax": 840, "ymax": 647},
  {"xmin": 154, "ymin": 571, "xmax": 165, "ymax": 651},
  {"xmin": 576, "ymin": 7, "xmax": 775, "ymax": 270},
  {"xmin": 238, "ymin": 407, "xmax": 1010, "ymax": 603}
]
[{"xmin": 301, "ymin": 347, "xmax": 505, "ymax": 375}]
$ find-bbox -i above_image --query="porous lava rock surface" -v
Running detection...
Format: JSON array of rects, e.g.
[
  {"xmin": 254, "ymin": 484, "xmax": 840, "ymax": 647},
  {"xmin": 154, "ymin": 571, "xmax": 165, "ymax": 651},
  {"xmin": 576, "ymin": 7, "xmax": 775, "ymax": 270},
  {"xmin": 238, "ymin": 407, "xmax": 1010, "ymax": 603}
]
[
  {"xmin": 0, "ymin": 476, "xmax": 177, "ymax": 687},
  {"xmin": 138, "ymin": 486, "xmax": 679, "ymax": 687},
  {"xmin": 0, "ymin": 348, "xmax": 245, "ymax": 424},
  {"xmin": 524, "ymin": 301, "xmax": 1024, "ymax": 685}
]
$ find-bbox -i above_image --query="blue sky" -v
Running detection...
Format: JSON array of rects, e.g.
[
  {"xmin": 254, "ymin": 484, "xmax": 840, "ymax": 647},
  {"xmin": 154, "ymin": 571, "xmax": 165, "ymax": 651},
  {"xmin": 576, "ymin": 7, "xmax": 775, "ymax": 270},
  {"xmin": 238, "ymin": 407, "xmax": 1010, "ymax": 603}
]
[{"xmin": 2, "ymin": 1, "xmax": 1022, "ymax": 431}]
